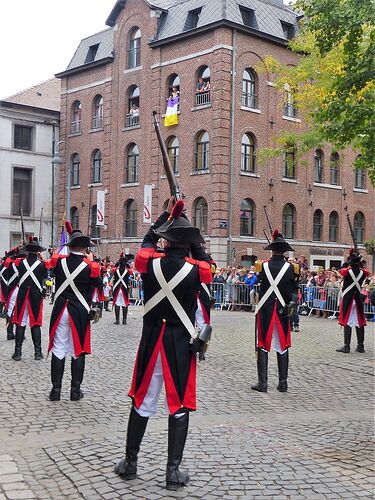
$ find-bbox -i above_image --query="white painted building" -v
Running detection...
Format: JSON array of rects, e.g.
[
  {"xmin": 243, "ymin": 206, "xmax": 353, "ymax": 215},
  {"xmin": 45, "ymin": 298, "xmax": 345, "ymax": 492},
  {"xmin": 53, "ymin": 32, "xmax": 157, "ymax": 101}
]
[{"xmin": 0, "ymin": 79, "xmax": 60, "ymax": 256}]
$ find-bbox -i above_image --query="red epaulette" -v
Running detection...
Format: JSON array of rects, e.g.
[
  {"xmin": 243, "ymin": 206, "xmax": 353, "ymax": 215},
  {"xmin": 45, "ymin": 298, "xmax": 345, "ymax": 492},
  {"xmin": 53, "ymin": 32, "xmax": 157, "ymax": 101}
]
[
  {"xmin": 14, "ymin": 258, "xmax": 24, "ymax": 267},
  {"xmin": 85, "ymin": 259, "xmax": 101, "ymax": 278},
  {"xmin": 185, "ymin": 258, "xmax": 212, "ymax": 284},
  {"xmin": 46, "ymin": 254, "xmax": 67, "ymax": 269},
  {"xmin": 135, "ymin": 248, "xmax": 165, "ymax": 273},
  {"xmin": 128, "ymin": 268, "xmax": 134, "ymax": 275},
  {"xmin": 340, "ymin": 268, "xmax": 349, "ymax": 277},
  {"xmin": 4, "ymin": 257, "xmax": 14, "ymax": 268}
]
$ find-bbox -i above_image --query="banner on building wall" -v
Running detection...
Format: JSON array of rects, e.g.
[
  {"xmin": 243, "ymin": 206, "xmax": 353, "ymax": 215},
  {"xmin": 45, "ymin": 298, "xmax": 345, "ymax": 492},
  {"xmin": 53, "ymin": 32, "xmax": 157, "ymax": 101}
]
[
  {"xmin": 143, "ymin": 185, "xmax": 152, "ymax": 224},
  {"xmin": 96, "ymin": 191, "xmax": 105, "ymax": 226}
]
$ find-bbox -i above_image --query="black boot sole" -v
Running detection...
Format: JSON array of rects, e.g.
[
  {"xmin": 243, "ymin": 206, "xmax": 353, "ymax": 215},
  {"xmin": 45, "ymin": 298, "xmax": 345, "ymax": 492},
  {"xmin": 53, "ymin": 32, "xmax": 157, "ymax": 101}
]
[
  {"xmin": 251, "ymin": 385, "xmax": 267, "ymax": 392},
  {"xmin": 70, "ymin": 391, "xmax": 84, "ymax": 401},
  {"xmin": 166, "ymin": 479, "xmax": 190, "ymax": 491}
]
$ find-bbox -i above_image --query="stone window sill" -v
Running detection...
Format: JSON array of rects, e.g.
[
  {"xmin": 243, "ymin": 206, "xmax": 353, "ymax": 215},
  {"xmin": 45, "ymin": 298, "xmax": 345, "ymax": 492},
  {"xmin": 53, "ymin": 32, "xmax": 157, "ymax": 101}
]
[
  {"xmin": 313, "ymin": 182, "xmax": 342, "ymax": 190},
  {"xmin": 191, "ymin": 104, "xmax": 212, "ymax": 111},
  {"xmin": 89, "ymin": 127, "xmax": 104, "ymax": 133},
  {"xmin": 190, "ymin": 170, "xmax": 210, "ymax": 176},
  {"xmin": 240, "ymin": 106, "xmax": 261, "ymax": 114},
  {"xmin": 353, "ymin": 188, "xmax": 368, "ymax": 193},
  {"xmin": 121, "ymin": 182, "xmax": 140, "ymax": 187},
  {"xmin": 240, "ymin": 172, "xmax": 259, "ymax": 178},
  {"xmin": 282, "ymin": 115, "xmax": 301, "ymax": 123},
  {"xmin": 124, "ymin": 66, "xmax": 142, "ymax": 74},
  {"xmin": 68, "ymin": 132, "xmax": 82, "ymax": 138},
  {"xmin": 122, "ymin": 125, "xmax": 141, "ymax": 131},
  {"xmin": 282, "ymin": 177, "xmax": 298, "ymax": 183}
]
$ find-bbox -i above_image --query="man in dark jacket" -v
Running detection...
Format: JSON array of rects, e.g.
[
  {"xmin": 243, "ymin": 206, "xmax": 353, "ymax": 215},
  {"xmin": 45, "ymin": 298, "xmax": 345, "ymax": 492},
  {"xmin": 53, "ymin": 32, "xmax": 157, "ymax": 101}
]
[
  {"xmin": 115, "ymin": 199, "xmax": 212, "ymax": 491},
  {"xmin": 252, "ymin": 230, "xmax": 297, "ymax": 393}
]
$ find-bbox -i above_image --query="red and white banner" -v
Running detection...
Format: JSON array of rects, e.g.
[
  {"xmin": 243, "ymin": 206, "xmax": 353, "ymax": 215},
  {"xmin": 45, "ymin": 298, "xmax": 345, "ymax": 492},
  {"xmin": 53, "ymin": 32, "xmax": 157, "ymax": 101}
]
[
  {"xmin": 96, "ymin": 190, "xmax": 105, "ymax": 226},
  {"xmin": 143, "ymin": 185, "xmax": 152, "ymax": 224}
]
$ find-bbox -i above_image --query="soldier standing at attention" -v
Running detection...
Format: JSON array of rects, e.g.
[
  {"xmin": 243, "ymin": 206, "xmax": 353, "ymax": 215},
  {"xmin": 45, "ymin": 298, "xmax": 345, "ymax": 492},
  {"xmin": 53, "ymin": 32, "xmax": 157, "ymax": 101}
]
[
  {"xmin": 336, "ymin": 249, "xmax": 369, "ymax": 353},
  {"xmin": 252, "ymin": 230, "xmax": 297, "ymax": 393},
  {"xmin": 115, "ymin": 199, "xmax": 212, "ymax": 491},
  {"xmin": 112, "ymin": 252, "xmax": 133, "ymax": 325},
  {"xmin": 47, "ymin": 222, "xmax": 101, "ymax": 401}
]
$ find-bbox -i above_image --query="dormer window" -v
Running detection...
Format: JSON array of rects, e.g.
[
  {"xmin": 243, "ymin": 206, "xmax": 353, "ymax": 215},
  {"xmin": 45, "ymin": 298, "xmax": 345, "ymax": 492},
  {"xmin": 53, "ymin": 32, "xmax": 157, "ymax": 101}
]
[
  {"xmin": 281, "ymin": 21, "xmax": 295, "ymax": 40},
  {"xmin": 239, "ymin": 6, "xmax": 258, "ymax": 29},
  {"xmin": 85, "ymin": 44, "xmax": 99, "ymax": 64},
  {"xmin": 184, "ymin": 8, "xmax": 202, "ymax": 31}
]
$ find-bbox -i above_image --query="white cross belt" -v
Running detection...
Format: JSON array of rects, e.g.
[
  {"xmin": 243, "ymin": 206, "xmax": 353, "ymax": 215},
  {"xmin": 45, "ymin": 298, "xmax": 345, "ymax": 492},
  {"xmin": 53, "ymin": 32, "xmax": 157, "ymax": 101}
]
[
  {"xmin": 54, "ymin": 259, "xmax": 91, "ymax": 312},
  {"xmin": 0, "ymin": 266, "xmax": 7, "ymax": 286},
  {"xmin": 113, "ymin": 268, "xmax": 128, "ymax": 291},
  {"xmin": 255, "ymin": 261, "xmax": 290, "ymax": 315},
  {"xmin": 18, "ymin": 260, "xmax": 43, "ymax": 292},
  {"xmin": 342, "ymin": 269, "xmax": 363, "ymax": 297},
  {"xmin": 143, "ymin": 259, "xmax": 196, "ymax": 338},
  {"xmin": 7, "ymin": 264, "xmax": 19, "ymax": 288}
]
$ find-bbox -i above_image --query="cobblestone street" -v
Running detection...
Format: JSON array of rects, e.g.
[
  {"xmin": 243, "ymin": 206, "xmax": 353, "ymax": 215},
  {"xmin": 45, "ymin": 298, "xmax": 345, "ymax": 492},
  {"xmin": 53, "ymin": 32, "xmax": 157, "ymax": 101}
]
[{"xmin": 0, "ymin": 305, "xmax": 374, "ymax": 499}]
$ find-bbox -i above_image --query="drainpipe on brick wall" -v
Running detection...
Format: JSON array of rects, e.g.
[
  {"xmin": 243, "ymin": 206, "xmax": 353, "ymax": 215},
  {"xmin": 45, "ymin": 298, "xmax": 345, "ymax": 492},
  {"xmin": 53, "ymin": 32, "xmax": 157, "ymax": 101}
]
[{"xmin": 227, "ymin": 29, "xmax": 236, "ymax": 265}]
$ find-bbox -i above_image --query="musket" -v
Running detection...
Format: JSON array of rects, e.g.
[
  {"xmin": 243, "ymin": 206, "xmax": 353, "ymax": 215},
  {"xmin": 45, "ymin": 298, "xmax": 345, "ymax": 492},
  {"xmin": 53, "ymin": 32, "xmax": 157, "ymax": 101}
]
[
  {"xmin": 263, "ymin": 228, "xmax": 270, "ymax": 244},
  {"xmin": 38, "ymin": 207, "xmax": 44, "ymax": 243},
  {"xmin": 152, "ymin": 111, "xmax": 182, "ymax": 200},
  {"xmin": 118, "ymin": 232, "xmax": 125, "ymax": 254},
  {"xmin": 20, "ymin": 205, "xmax": 26, "ymax": 244},
  {"xmin": 263, "ymin": 205, "xmax": 273, "ymax": 239},
  {"xmin": 346, "ymin": 214, "xmax": 358, "ymax": 252}
]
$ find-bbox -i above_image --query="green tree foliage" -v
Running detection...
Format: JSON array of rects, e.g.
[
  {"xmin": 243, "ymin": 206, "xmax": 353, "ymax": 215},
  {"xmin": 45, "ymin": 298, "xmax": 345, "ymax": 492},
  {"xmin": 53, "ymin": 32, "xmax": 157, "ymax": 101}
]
[{"xmin": 263, "ymin": 0, "xmax": 375, "ymax": 185}]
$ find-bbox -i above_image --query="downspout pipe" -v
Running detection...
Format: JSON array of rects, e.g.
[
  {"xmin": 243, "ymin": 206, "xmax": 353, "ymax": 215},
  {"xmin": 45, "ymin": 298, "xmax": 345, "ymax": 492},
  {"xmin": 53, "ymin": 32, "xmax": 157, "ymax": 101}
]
[{"xmin": 227, "ymin": 29, "xmax": 236, "ymax": 265}]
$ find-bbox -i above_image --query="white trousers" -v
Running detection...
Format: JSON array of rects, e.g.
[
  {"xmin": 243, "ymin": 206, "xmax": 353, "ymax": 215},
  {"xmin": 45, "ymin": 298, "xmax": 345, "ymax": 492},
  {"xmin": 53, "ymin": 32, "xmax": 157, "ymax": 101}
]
[
  {"xmin": 114, "ymin": 289, "xmax": 127, "ymax": 307},
  {"xmin": 268, "ymin": 323, "xmax": 288, "ymax": 355},
  {"xmin": 347, "ymin": 300, "xmax": 360, "ymax": 328},
  {"xmin": 7, "ymin": 287, "xmax": 18, "ymax": 315},
  {"xmin": 92, "ymin": 289, "xmax": 99, "ymax": 302},
  {"xmin": 135, "ymin": 354, "xmax": 168, "ymax": 417},
  {"xmin": 51, "ymin": 307, "xmax": 77, "ymax": 360}
]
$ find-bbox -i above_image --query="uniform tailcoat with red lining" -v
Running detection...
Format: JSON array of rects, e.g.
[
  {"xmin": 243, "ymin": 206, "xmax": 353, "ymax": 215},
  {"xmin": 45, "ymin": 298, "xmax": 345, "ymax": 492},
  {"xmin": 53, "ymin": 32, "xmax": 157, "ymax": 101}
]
[
  {"xmin": 339, "ymin": 265, "xmax": 369, "ymax": 327},
  {"xmin": 5, "ymin": 258, "xmax": 20, "ymax": 308},
  {"xmin": 0, "ymin": 260, "xmax": 9, "ymax": 303},
  {"xmin": 256, "ymin": 255, "xmax": 296, "ymax": 352},
  {"xmin": 112, "ymin": 264, "xmax": 133, "ymax": 305},
  {"xmin": 13, "ymin": 255, "xmax": 47, "ymax": 327},
  {"xmin": 47, "ymin": 253, "xmax": 101, "ymax": 357}
]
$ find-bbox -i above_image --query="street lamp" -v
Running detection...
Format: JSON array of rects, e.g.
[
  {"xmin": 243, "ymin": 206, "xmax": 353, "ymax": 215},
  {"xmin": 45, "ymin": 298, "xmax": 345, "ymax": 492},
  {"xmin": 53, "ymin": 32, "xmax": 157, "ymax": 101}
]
[{"xmin": 51, "ymin": 140, "xmax": 67, "ymax": 247}]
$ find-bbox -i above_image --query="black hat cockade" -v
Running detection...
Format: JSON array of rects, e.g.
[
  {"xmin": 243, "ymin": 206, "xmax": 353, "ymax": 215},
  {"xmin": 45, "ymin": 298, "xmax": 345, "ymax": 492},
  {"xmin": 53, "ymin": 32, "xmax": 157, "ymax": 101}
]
[
  {"xmin": 153, "ymin": 200, "xmax": 205, "ymax": 246},
  {"xmin": 264, "ymin": 229, "xmax": 294, "ymax": 253},
  {"xmin": 65, "ymin": 221, "xmax": 95, "ymax": 249},
  {"xmin": 14, "ymin": 245, "xmax": 29, "ymax": 258},
  {"xmin": 346, "ymin": 248, "xmax": 363, "ymax": 265},
  {"xmin": 23, "ymin": 235, "xmax": 46, "ymax": 253}
]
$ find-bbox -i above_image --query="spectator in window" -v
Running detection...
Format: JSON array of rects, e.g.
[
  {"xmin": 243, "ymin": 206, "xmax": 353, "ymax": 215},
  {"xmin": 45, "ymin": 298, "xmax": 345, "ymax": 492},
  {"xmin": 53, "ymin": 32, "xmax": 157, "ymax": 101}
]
[
  {"xmin": 196, "ymin": 78, "xmax": 206, "ymax": 94},
  {"xmin": 129, "ymin": 104, "xmax": 139, "ymax": 125},
  {"xmin": 168, "ymin": 87, "xmax": 180, "ymax": 100}
]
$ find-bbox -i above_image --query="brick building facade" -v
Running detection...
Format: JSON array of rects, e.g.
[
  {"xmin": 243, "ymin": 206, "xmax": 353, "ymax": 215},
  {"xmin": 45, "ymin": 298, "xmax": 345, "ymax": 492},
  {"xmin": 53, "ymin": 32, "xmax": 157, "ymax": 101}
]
[{"xmin": 56, "ymin": 0, "xmax": 374, "ymax": 269}]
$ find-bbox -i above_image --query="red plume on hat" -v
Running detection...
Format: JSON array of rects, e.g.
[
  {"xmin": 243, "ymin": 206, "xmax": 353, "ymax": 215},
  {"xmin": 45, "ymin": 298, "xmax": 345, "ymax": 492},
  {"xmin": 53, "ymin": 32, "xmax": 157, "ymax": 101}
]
[
  {"xmin": 120, "ymin": 251, "xmax": 124, "ymax": 258},
  {"xmin": 170, "ymin": 199, "xmax": 184, "ymax": 219},
  {"xmin": 28, "ymin": 234, "xmax": 33, "ymax": 242},
  {"xmin": 349, "ymin": 248, "xmax": 354, "ymax": 255},
  {"xmin": 65, "ymin": 220, "xmax": 73, "ymax": 235},
  {"xmin": 272, "ymin": 229, "xmax": 279, "ymax": 239}
]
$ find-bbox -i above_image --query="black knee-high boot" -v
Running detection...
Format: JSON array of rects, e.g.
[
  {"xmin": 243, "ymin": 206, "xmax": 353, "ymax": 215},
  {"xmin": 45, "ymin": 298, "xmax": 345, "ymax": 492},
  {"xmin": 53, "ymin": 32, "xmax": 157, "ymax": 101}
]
[
  {"xmin": 49, "ymin": 354, "xmax": 65, "ymax": 401},
  {"xmin": 355, "ymin": 327, "xmax": 365, "ymax": 352},
  {"xmin": 114, "ymin": 406, "xmax": 149, "ymax": 480},
  {"xmin": 251, "ymin": 349, "xmax": 268, "ymax": 392},
  {"xmin": 277, "ymin": 350, "xmax": 289, "ymax": 392},
  {"xmin": 122, "ymin": 306, "xmax": 128, "ymax": 325},
  {"xmin": 336, "ymin": 325, "xmax": 351, "ymax": 353},
  {"xmin": 31, "ymin": 326, "xmax": 43, "ymax": 360},
  {"xmin": 114, "ymin": 305, "xmax": 120, "ymax": 325},
  {"xmin": 12, "ymin": 325, "xmax": 25, "ymax": 361},
  {"xmin": 70, "ymin": 355, "xmax": 85, "ymax": 401},
  {"xmin": 6, "ymin": 315, "xmax": 15, "ymax": 340},
  {"xmin": 166, "ymin": 412, "xmax": 190, "ymax": 491}
]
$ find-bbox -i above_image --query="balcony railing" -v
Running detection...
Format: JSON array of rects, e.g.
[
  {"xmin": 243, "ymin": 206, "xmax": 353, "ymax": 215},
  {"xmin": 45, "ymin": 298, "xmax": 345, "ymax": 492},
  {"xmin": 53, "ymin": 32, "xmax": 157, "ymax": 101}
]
[
  {"xmin": 195, "ymin": 91, "xmax": 211, "ymax": 107},
  {"xmin": 92, "ymin": 116, "xmax": 103, "ymax": 129},
  {"xmin": 241, "ymin": 92, "xmax": 257, "ymax": 109},
  {"xmin": 125, "ymin": 113, "xmax": 140, "ymax": 128},
  {"xmin": 70, "ymin": 120, "xmax": 81, "ymax": 134}
]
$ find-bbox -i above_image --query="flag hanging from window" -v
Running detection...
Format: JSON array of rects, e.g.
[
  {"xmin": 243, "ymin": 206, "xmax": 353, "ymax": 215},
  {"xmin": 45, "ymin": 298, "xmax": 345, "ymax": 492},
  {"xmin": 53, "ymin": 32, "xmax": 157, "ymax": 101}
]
[{"xmin": 164, "ymin": 96, "xmax": 179, "ymax": 126}]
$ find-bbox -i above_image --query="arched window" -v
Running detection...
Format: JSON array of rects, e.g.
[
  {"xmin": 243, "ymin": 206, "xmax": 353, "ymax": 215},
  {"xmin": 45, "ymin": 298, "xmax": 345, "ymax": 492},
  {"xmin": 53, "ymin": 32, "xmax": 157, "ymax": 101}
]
[
  {"xmin": 354, "ymin": 211, "xmax": 365, "ymax": 244},
  {"xmin": 167, "ymin": 136, "xmax": 179, "ymax": 173},
  {"xmin": 91, "ymin": 205, "xmax": 100, "ymax": 239},
  {"xmin": 126, "ymin": 86, "xmax": 140, "ymax": 127},
  {"xmin": 195, "ymin": 66, "xmax": 211, "ymax": 106},
  {"xmin": 329, "ymin": 211, "xmax": 339, "ymax": 242},
  {"xmin": 314, "ymin": 149, "xmax": 324, "ymax": 183},
  {"xmin": 125, "ymin": 144, "xmax": 139, "ymax": 183},
  {"xmin": 313, "ymin": 209, "xmax": 323, "ymax": 241},
  {"xmin": 193, "ymin": 197, "xmax": 208, "ymax": 234},
  {"xmin": 92, "ymin": 95, "xmax": 103, "ymax": 129},
  {"xmin": 128, "ymin": 27, "xmax": 141, "ymax": 68},
  {"xmin": 283, "ymin": 145, "xmax": 296, "ymax": 179},
  {"xmin": 329, "ymin": 152, "xmax": 340, "ymax": 185},
  {"xmin": 194, "ymin": 131, "xmax": 209, "ymax": 171},
  {"xmin": 241, "ymin": 133, "xmax": 256, "ymax": 173},
  {"xmin": 124, "ymin": 200, "xmax": 137, "ymax": 237},
  {"xmin": 354, "ymin": 167, "xmax": 366, "ymax": 189},
  {"xmin": 283, "ymin": 83, "xmax": 296, "ymax": 117},
  {"xmin": 70, "ymin": 207, "xmax": 79, "ymax": 229},
  {"xmin": 71, "ymin": 101, "xmax": 82, "ymax": 133},
  {"xmin": 92, "ymin": 149, "xmax": 102, "ymax": 183},
  {"xmin": 242, "ymin": 69, "xmax": 257, "ymax": 109},
  {"xmin": 240, "ymin": 199, "xmax": 255, "ymax": 236},
  {"xmin": 282, "ymin": 203, "xmax": 296, "ymax": 239},
  {"xmin": 71, "ymin": 153, "xmax": 80, "ymax": 186}
]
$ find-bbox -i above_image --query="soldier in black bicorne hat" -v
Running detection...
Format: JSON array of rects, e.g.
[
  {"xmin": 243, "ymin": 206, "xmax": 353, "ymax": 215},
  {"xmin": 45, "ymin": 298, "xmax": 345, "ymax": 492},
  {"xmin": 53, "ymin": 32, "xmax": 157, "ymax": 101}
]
[
  {"xmin": 112, "ymin": 252, "xmax": 133, "ymax": 325},
  {"xmin": 12, "ymin": 237, "xmax": 47, "ymax": 361},
  {"xmin": 47, "ymin": 221, "xmax": 102, "ymax": 401},
  {"xmin": 251, "ymin": 230, "xmax": 297, "ymax": 393},
  {"xmin": 115, "ymin": 199, "xmax": 212, "ymax": 491},
  {"xmin": 5, "ymin": 246, "xmax": 28, "ymax": 340},
  {"xmin": 336, "ymin": 249, "xmax": 369, "ymax": 353},
  {"xmin": 1, "ymin": 247, "xmax": 18, "ymax": 338}
]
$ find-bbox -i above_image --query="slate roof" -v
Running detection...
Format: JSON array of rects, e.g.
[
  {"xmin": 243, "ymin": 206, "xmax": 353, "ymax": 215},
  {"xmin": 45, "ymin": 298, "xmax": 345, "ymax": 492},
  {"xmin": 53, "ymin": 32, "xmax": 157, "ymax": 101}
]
[
  {"xmin": 2, "ymin": 78, "xmax": 61, "ymax": 112},
  {"xmin": 66, "ymin": 28, "xmax": 114, "ymax": 71},
  {"xmin": 153, "ymin": 0, "xmax": 298, "ymax": 43}
]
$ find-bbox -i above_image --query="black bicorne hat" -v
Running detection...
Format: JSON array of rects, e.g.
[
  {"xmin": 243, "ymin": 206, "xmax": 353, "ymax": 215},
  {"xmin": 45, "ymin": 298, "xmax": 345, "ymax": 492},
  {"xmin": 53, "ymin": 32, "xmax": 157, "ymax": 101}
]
[
  {"xmin": 14, "ymin": 246, "xmax": 29, "ymax": 258},
  {"xmin": 264, "ymin": 229, "xmax": 294, "ymax": 252},
  {"xmin": 64, "ymin": 221, "xmax": 95, "ymax": 248},
  {"xmin": 23, "ymin": 236, "xmax": 46, "ymax": 253},
  {"xmin": 346, "ymin": 248, "xmax": 363, "ymax": 265},
  {"xmin": 153, "ymin": 200, "xmax": 205, "ymax": 246}
]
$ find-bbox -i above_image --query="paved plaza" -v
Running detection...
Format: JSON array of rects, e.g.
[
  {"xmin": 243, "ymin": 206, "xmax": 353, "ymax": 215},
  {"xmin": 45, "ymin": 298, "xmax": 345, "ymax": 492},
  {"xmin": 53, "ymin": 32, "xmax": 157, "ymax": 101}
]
[{"xmin": 0, "ymin": 305, "xmax": 374, "ymax": 499}]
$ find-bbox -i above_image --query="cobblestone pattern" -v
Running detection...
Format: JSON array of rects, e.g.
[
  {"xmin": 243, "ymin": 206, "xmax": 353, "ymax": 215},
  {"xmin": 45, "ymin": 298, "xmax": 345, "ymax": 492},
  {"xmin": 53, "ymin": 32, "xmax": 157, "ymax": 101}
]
[{"xmin": 0, "ymin": 305, "xmax": 374, "ymax": 499}]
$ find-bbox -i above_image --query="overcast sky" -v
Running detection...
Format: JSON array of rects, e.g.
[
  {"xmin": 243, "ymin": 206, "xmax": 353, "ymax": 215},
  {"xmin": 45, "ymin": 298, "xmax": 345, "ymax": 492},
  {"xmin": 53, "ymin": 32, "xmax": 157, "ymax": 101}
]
[{"xmin": 0, "ymin": 0, "xmax": 113, "ymax": 98}]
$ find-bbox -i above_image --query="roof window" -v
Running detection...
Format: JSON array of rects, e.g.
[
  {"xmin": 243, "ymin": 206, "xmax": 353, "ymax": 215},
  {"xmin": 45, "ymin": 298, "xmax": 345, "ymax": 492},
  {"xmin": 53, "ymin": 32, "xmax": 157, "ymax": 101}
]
[
  {"xmin": 184, "ymin": 8, "xmax": 202, "ymax": 31},
  {"xmin": 239, "ymin": 6, "xmax": 258, "ymax": 29},
  {"xmin": 280, "ymin": 21, "xmax": 295, "ymax": 40},
  {"xmin": 85, "ymin": 44, "xmax": 99, "ymax": 64}
]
